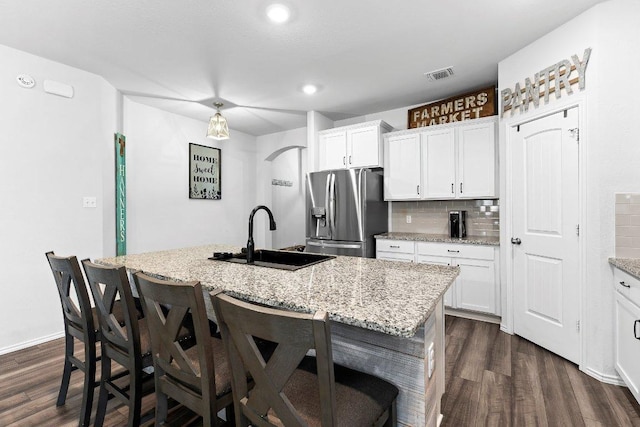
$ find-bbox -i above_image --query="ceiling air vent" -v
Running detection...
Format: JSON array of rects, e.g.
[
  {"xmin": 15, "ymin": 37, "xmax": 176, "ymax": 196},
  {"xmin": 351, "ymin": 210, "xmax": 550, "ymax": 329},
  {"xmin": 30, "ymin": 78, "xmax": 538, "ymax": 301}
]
[{"xmin": 424, "ymin": 66, "xmax": 455, "ymax": 82}]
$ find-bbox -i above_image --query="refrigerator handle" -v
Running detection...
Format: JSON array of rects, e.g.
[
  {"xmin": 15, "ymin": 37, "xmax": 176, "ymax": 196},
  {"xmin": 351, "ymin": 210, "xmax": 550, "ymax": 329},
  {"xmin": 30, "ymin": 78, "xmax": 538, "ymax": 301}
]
[{"xmin": 329, "ymin": 172, "xmax": 336, "ymax": 235}]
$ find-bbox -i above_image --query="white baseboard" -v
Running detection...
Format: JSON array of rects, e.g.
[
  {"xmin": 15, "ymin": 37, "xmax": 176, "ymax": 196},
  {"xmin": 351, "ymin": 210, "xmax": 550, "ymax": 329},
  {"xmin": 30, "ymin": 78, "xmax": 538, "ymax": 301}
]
[
  {"xmin": 581, "ymin": 366, "xmax": 626, "ymax": 386},
  {"xmin": 445, "ymin": 308, "xmax": 501, "ymax": 324},
  {"xmin": 0, "ymin": 331, "xmax": 64, "ymax": 356}
]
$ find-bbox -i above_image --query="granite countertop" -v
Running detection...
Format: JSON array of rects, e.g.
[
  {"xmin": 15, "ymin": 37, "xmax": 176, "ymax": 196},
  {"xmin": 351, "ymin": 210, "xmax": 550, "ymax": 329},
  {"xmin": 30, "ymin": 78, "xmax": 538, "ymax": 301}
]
[
  {"xmin": 375, "ymin": 232, "xmax": 500, "ymax": 246},
  {"xmin": 98, "ymin": 244, "xmax": 459, "ymax": 338},
  {"xmin": 609, "ymin": 257, "xmax": 640, "ymax": 280}
]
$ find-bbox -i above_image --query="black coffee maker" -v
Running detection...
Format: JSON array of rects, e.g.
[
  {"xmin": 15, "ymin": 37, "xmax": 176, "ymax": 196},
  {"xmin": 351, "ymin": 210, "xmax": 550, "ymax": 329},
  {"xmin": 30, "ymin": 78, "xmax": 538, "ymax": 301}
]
[{"xmin": 449, "ymin": 210, "xmax": 467, "ymax": 239}]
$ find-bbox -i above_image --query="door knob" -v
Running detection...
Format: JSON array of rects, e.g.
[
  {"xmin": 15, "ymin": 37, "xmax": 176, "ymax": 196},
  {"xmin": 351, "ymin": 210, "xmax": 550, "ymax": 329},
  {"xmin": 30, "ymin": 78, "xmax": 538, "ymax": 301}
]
[{"xmin": 511, "ymin": 237, "xmax": 522, "ymax": 245}]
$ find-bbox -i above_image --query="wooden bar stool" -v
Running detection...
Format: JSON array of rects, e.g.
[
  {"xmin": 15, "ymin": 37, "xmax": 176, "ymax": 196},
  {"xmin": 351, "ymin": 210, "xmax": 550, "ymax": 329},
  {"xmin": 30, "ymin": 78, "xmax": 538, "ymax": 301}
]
[
  {"xmin": 82, "ymin": 260, "xmax": 155, "ymax": 427},
  {"xmin": 46, "ymin": 251, "xmax": 116, "ymax": 427},
  {"xmin": 133, "ymin": 272, "xmax": 235, "ymax": 426},
  {"xmin": 211, "ymin": 290, "xmax": 399, "ymax": 427}
]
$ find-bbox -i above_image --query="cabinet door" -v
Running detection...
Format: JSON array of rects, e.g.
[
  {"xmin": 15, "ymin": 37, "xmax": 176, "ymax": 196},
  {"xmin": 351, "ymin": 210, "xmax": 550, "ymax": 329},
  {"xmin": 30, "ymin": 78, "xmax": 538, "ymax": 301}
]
[
  {"xmin": 417, "ymin": 255, "xmax": 454, "ymax": 307},
  {"xmin": 455, "ymin": 258, "xmax": 496, "ymax": 314},
  {"xmin": 615, "ymin": 293, "xmax": 640, "ymax": 404},
  {"xmin": 422, "ymin": 128, "xmax": 456, "ymax": 199},
  {"xmin": 384, "ymin": 134, "xmax": 422, "ymax": 200},
  {"xmin": 457, "ymin": 121, "xmax": 496, "ymax": 198},
  {"xmin": 348, "ymin": 126, "xmax": 380, "ymax": 168},
  {"xmin": 319, "ymin": 131, "xmax": 347, "ymax": 171},
  {"xmin": 376, "ymin": 252, "xmax": 415, "ymax": 263}
]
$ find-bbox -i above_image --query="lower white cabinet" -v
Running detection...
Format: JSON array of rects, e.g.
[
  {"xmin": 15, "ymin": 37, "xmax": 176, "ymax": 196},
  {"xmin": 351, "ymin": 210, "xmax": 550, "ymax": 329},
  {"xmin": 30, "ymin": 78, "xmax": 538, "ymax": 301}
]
[
  {"xmin": 613, "ymin": 267, "xmax": 640, "ymax": 404},
  {"xmin": 376, "ymin": 239, "xmax": 415, "ymax": 262},
  {"xmin": 376, "ymin": 239, "xmax": 500, "ymax": 316}
]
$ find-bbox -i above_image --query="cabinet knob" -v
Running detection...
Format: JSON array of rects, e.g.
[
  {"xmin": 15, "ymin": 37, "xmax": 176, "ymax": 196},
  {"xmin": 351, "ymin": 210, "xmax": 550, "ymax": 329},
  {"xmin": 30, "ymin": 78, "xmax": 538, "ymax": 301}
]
[
  {"xmin": 635, "ymin": 320, "xmax": 640, "ymax": 340},
  {"xmin": 451, "ymin": 183, "xmax": 454, "ymax": 194},
  {"xmin": 460, "ymin": 182, "xmax": 463, "ymax": 193},
  {"xmin": 343, "ymin": 156, "xmax": 346, "ymax": 165},
  {"xmin": 417, "ymin": 185, "xmax": 420, "ymax": 195},
  {"xmin": 620, "ymin": 281, "xmax": 631, "ymax": 288},
  {"xmin": 349, "ymin": 155, "xmax": 352, "ymax": 164},
  {"xmin": 390, "ymin": 245, "xmax": 400, "ymax": 249},
  {"xmin": 447, "ymin": 249, "xmax": 460, "ymax": 253}
]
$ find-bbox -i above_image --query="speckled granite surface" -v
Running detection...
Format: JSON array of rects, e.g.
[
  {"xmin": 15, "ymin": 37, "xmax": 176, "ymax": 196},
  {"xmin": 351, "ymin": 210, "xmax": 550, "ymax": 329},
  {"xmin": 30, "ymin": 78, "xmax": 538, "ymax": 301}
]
[
  {"xmin": 609, "ymin": 258, "xmax": 640, "ymax": 280},
  {"xmin": 376, "ymin": 232, "xmax": 500, "ymax": 246},
  {"xmin": 98, "ymin": 245, "xmax": 459, "ymax": 338}
]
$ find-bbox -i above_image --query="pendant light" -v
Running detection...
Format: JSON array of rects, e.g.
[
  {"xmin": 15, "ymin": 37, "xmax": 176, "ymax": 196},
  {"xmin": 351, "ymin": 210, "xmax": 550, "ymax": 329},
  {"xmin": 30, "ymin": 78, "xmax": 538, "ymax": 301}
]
[{"xmin": 206, "ymin": 102, "xmax": 230, "ymax": 140}]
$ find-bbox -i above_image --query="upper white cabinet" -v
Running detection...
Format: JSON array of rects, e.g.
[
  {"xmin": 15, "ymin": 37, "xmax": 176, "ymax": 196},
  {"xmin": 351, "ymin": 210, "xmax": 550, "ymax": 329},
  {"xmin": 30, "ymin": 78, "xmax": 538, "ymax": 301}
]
[
  {"xmin": 318, "ymin": 120, "xmax": 392, "ymax": 171},
  {"xmin": 383, "ymin": 117, "xmax": 497, "ymax": 201},
  {"xmin": 384, "ymin": 133, "xmax": 422, "ymax": 199}
]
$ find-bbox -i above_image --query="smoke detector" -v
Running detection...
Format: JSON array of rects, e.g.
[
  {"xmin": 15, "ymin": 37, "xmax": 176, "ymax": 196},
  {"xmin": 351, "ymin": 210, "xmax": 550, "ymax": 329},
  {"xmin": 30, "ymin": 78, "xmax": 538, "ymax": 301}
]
[{"xmin": 424, "ymin": 66, "xmax": 455, "ymax": 82}]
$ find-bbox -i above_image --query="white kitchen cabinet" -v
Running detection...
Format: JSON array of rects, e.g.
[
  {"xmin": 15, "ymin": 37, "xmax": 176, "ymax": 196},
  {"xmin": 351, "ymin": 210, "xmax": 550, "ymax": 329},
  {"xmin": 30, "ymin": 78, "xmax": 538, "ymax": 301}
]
[
  {"xmin": 383, "ymin": 116, "xmax": 497, "ymax": 201},
  {"xmin": 318, "ymin": 120, "xmax": 392, "ymax": 171},
  {"xmin": 376, "ymin": 239, "xmax": 415, "ymax": 262},
  {"xmin": 423, "ymin": 128, "xmax": 456, "ymax": 199},
  {"xmin": 416, "ymin": 242, "xmax": 498, "ymax": 316},
  {"xmin": 457, "ymin": 120, "xmax": 497, "ymax": 198},
  {"xmin": 377, "ymin": 239, "xmax": 500, "ymax": 317},
  {"xmin": 613, "ymin": 267, "xmax": 640, "ymax": 404},
  {"xmin": 383, "ymin": 133, "xmax": 422, "ymax": 200}
]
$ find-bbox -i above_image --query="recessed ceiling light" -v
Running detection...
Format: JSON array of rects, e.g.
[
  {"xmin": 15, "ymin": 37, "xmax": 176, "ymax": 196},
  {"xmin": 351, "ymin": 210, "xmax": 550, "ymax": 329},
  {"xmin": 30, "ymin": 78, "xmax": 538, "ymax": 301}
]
[
  {"xmin": 266, "ymin": 4, "xmax": 290, "ymax": 23},
  {"xmin": 302, "ymin": 84, "xmax": 317, "ymax": 95}
]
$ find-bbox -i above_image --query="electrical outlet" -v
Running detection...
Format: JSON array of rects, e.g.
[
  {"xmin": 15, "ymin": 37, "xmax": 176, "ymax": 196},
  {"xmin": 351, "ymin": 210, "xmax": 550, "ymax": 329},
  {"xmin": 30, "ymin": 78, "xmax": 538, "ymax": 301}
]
[
  {"xmin": 406, "ymin": 215, "xmax": 412, "ymax": 224},
  {"xmin": 82, "ymin": 196, "xmax": 97, "ymax": 208},
  {"xmin": 427, "ymin": 342, "xmax": 435, "ymax": 378}
]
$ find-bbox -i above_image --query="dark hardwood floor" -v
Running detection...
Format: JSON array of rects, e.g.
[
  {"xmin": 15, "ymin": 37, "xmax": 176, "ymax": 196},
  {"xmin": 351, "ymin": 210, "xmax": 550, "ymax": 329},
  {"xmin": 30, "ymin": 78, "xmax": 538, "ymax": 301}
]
[
  {"xmin": 1, "ymin": 316, "xmax": 639, "ymax": 426},
  {"xmin": 441, "ymin": 316, "xmax": 640, "ymax": 426}
]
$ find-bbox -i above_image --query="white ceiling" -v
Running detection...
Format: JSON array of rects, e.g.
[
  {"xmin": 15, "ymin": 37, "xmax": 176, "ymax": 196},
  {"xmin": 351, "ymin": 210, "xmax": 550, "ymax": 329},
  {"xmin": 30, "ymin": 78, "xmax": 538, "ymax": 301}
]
[{"xmin": 0, "ymin": 0, "xmax": 603, "ymax": 136}]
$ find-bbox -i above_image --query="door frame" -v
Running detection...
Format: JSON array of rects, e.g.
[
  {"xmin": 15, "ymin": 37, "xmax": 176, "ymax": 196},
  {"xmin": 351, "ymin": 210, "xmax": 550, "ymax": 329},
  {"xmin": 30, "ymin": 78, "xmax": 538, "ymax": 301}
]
[{"xmin": 500, "ymin": 98, "xmax": 587, "ymax": 368}]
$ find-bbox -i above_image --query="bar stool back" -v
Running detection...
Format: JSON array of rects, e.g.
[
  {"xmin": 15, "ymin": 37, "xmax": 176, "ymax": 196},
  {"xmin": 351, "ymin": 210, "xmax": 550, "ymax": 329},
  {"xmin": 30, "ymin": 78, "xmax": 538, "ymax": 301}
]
[
  {"xmin": 45, "ymin": 251, "xmax": 98, "ymax": 427},
  {"xmin": 212, "ymin": 291, "xmax": 399, "ymax": 427},
  {"xmin": 133, "ymin": 272, "xmax": 234, "ymax": 426},
  {"xmin": 82, "ymin": 260, "xmax": 154, "ymax": 427}
]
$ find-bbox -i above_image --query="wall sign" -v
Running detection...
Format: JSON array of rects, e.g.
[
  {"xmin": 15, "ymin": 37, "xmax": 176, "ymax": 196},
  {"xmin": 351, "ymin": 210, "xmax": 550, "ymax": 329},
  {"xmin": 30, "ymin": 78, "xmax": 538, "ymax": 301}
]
[
  {"xmin": 115, "ymin": 133, "xmax": 126, "ymax": 256},
  {"xmin": 408, "ymin": 86, "xmax": 496, "ymax": 128},
  {"xmin": 501, "ymin": 48, "xmax": 591, "ymax": 117},
  {"xmin": 189, "ymin": 143, "xmax": 221, "ymax": 200}
]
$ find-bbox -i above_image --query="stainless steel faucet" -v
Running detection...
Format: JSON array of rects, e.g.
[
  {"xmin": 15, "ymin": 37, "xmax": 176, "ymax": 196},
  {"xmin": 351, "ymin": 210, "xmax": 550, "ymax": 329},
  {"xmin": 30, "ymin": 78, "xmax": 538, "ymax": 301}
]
[{"xmin": 246, "ymin": 205, "xmax": 277, "ymax": 264}]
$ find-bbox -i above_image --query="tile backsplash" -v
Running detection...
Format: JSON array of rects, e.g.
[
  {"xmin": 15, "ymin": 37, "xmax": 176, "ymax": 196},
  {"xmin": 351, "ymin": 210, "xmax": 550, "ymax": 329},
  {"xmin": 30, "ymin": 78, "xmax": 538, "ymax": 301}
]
[
  {"xmin": 615, "ymin": 193, "xmax": 640, "ymax": 258},
  {"xmin": 391, "ymin": 199, "xmax": 500, "ymax": 237}
]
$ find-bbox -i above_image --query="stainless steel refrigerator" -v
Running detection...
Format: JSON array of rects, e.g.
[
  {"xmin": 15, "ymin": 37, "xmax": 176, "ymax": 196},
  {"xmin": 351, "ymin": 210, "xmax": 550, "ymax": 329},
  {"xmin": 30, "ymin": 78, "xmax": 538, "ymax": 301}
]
[{"xmin": 305, "ymin": 168, "xmax": 387, "ymax": 258}]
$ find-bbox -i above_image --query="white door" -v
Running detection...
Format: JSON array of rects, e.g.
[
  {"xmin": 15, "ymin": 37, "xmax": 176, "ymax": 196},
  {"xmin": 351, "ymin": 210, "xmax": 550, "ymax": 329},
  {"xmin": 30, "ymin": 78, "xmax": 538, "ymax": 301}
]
[
  {"xmin": 458, "ymin": 120, "xmax": 496, "ymax": 198},
  {"xmin": 511, "ymin": 108, "xmax": 580, "ymax": 364},
  {"xmin": 384, "ymin": 134, "xmax": 422, "ymax": 200},
  {"xmin": 319, "ymin": 131, "xmax": 347, "ymax": 170},
  {"xmin": 423, "ymin": 128, "xmax": 456, "ymax": 199},
  {"xmin": 348, "ymin": 126, "xmax": 378, "ymax": 168}
]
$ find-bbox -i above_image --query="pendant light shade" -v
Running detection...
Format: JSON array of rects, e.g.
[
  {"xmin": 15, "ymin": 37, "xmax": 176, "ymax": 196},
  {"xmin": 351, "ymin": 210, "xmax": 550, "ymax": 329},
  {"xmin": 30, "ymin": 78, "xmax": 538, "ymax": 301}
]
[{"xmin": 206, "ymin": 102, "xmax": 230, "ymax": 140}]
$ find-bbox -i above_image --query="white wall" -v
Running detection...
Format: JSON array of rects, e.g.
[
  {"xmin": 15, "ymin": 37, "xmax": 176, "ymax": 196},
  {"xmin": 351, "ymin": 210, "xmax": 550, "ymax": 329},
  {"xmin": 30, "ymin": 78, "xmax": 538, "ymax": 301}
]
[
  {"xmin": 271, "ymin": 148, "xmax": 305, "ymax": 249},
  {"xmin": 123, "ymin": 99, "xmax": 256, "ymax": 253},
  {"xmin": 0, "ymin": 45, "xmax": 117, "ymax": 351},
  {"xmin": 254, "ymin": 127, "xmax": 307, "ymax": 249},
  {"xmin": 0, "ymin": 45, "xmax": 259, "ymax": 353},
  {"xmin": 498, "ymin": 0, "xmax": 640, "ymax": 381}
]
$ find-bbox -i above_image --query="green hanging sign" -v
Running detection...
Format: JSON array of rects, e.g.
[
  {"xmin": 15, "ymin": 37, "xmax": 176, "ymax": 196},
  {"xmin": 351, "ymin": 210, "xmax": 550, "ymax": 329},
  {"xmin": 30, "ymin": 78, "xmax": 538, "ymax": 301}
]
[{"xmin": 115, "ymin": 133, "xmax": 127, "ymax": 256}]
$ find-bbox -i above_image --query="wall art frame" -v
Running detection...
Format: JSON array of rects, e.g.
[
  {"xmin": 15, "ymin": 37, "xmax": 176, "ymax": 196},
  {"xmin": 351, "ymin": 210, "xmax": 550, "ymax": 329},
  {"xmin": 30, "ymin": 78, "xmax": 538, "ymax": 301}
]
[{"xmin": 189, "ymin": 143, "xmax": 221, "ymax": 200}]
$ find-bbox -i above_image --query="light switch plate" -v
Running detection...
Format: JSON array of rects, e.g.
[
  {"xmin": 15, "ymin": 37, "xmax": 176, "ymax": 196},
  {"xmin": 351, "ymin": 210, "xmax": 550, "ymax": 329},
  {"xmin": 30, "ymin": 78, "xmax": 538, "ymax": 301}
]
[
  {"xmin": 406, "ymin": 215, "xmax": 412, "ymax": 224},
  {"xmin": 83, "ymin": 196, "xmax": 97, "ymax": 208}
]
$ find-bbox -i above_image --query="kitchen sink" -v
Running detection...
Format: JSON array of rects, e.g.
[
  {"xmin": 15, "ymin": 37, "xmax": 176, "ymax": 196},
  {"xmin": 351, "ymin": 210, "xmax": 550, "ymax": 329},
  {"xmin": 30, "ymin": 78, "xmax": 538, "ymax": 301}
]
[{"xmin": 210, "ymin": 249, "xmax": 335, "ymax": 271}]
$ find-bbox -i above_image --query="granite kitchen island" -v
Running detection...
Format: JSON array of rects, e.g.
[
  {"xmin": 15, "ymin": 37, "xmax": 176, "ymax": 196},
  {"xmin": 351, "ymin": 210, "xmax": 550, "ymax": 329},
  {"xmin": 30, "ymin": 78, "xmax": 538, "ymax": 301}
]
[{"xmin": 99, "ymin": 244, "xmax": 459, "ymax": 426}]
